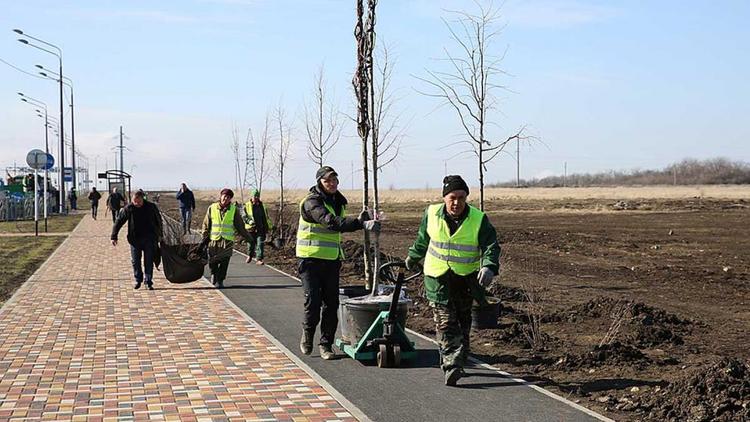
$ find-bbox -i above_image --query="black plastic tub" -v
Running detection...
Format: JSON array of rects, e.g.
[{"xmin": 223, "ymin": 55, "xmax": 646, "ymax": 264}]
[
  {"xmin": 471, "ymin": 296, "xmax": 501, "ymax": 329},
  {"xmin": 338, "ymin": 285, "xmax": 370, "ymax": 343},
  {"xmin": 340, "ymin": 295, "xmax": 410, "ymax": 346}
]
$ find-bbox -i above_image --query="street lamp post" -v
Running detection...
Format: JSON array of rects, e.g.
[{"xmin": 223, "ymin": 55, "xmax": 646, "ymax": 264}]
[
  {"xmin": 38, "ymin": 65, "xmax": 76, "ymax": 192},
  {"xmin": 15, "ymin": 29, "xmax": 66, "ymax": 213}
]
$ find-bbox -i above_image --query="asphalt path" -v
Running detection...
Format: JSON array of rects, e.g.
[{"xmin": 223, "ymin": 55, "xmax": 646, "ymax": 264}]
[{"xmin": 208, "ymin": 252, "xmax": 611, "ymax": 422}]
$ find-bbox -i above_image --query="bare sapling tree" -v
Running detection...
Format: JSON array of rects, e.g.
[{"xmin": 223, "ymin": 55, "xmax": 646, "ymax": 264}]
[
  {"xmin": 230, "ymin": 122, "xmax": 245, "ymax": 203},
  {"xmin": 304, "ymin": 64, "xmax": 344, "ymax": 168},
  {"xmin": 416, "ymin": 1, "xmax": 534, "ymax": 210},
  {"xmin": 371, "ymin": 43, "xmax": 408, "ymax": 213},
  {"xmin": 273, "ymin": 102, "xmax": 294, "ymax": 245},
  {"xmin": 254, "ymin": 110, "xmax": 274, "ymax": 193},
  {"xmin": 353, "ymin": 0, "xmax": 377, "ymax": 288},
  {"xmin": 599, "ymin": 300, "xmax": 634, "ymax": 347},
  {"xmin": 369, "ymin": 42, "xmax": 408, "ymax": 291},
  {"xmin": 243, "ymin": 127, "xmax": 257, "ymax": 194}
]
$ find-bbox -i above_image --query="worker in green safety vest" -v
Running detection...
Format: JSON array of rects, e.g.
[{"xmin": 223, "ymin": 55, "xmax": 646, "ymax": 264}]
[
  {"xmin": 200, "ymin": 188, "xmax": 254, "ymax": 288},
  {"xmin": 297, "ymin": 166, "xmax": 381, "ymax": 360},
  {"xmin": 405, "ymin": 175, "xmax": 500, "ymax": 386},
  {"xmin": 243, "ymin": 189, "xmax": 274, "ymax": 265}
]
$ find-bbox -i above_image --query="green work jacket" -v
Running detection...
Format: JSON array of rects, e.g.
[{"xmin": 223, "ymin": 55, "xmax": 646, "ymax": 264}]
[{"xmin": 407, "ymin": 203, "xmax": 500, "ymax": 305}]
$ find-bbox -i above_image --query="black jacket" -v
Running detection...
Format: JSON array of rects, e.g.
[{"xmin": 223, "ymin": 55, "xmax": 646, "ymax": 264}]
[
  {"xmin": 176, "ymin": 189, "xmax": 195, "ymax": 210},
  {"xmin": 111, "ymin": 201, "xmax": 163, "ymax": 245},
  {"xmin": 300, "ymin": 185, "xmax": 363, "ymax": 232}
]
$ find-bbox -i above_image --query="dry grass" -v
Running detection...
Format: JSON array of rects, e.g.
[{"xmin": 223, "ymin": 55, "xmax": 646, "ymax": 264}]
[
  {"xmin": 0, "ymin": 236, "xmax": 64, "ymax": 306},
  {"xmin": 193, "ymin": 184, "xmax": 750, "ymax": 204},
  {"xmin": 0, "ymin": 213, "xmax": 84, "ymax": 233}
]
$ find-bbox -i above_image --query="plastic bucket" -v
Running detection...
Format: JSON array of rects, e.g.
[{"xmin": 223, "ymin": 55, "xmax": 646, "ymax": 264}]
[
  {"xmin": 341, "ymin": 295, "xmax": 410, "ymax": 346},
  {"xmin": 472, "ymin": 297, "xmax": 501, "ymax": 329},
  {"xmin": 338, "ymin": 285, "xmax": 370, "ymax": 343}
]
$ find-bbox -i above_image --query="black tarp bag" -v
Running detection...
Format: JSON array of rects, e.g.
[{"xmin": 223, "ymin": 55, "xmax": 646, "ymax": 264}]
[{"xmin": 160, "ymin": 243, "xmax": 206, "ymax": 283}]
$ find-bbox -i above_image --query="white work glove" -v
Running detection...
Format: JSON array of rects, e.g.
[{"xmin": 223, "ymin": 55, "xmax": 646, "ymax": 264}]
[
  {"xmin": 477, "ymin": 267, "xmax": 494, "ymax": 287},
  {"xmin": 363, "ymin": 219, "xmax": 381, "ymax": 233}
]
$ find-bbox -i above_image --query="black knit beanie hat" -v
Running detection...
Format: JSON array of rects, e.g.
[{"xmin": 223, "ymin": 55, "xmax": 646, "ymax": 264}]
[{"xmin": 442, "ymin": 175, "xmax": 469, "ymax": 197}]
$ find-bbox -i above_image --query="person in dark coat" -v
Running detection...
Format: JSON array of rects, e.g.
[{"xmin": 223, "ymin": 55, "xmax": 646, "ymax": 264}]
[
  {"xmin": 176, "ymin": 183, "xmax": 196, "ymax": 233},
  {"xmin": 107, "ymin": 187, "xmax": 126, "ymax": 223},
  {"xmin": 111, "ymin": 190, "xmax": 163, "ymax": 290},
  {"xmin": 68, "ymin": 188, "xmax": 78, "ymax": 210},
  {"xmin": 88, "ymin": 187, "xmax": 102, "ymax": 219},
  {"xmin": 296, "ymin": 166, "xmax": 381, "ymax": 360}
]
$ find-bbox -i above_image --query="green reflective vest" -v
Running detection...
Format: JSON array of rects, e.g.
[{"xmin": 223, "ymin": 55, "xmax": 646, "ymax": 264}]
[
  {"xmin": 423, "ymin": 203, "xmax": 483, "ymax": 277},
  {"xmin": 243, "ymin": 201, "xmax": 274, "ymax": 231},
  {"xmin": 209, "ymin": 202, "xmax": 236, "ymax": 241},
  {"xmin": 296, "ymin": 198, "xmax": 345, "ymax": 260}
]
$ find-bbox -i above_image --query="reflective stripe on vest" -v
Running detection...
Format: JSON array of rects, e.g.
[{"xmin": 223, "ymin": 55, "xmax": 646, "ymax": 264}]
[
  {"xmin": 209, "ymin": 203, "xmax": 236, "ymax": 241},
  {"xmin": 423, "ymin": 203, "xmax": 483, "ymax": 277},
  {"xmin": 295, "ymin": 197, "xmax": 345, "ymax": 260}
]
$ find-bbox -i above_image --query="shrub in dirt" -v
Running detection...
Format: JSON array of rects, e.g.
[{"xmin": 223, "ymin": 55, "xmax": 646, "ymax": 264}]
[
  {"xmin": 555, "ymin": 341, "xmax": 649, "ymax": 369},
  {"xmin": 631, "ymin": 358, "xmax": 750, "ymax": 421}
]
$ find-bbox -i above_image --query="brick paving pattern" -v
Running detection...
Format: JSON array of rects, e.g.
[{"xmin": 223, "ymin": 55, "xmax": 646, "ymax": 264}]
[{"xmin": 0, "ymin": 215, "xmax": 357, "ymax": 421}]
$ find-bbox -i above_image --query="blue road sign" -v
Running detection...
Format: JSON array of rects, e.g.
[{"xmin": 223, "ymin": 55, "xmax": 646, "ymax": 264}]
[
  {"xmin": 44, "ymin": 153, "xmax": 54, "ymax": 170},
  {"xmin": 64, "ymin": 167, "xmax": 73, "ymax": 182}
]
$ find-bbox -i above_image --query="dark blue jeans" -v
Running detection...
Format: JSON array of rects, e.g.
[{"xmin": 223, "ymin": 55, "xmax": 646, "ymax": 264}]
[
  {"xmin": 130, "ymin": 238, "xmax": 155, "ymax": 285},
  {"xmin": 180, "ymin": 207, "xmax": 192, "ymax": 233}
]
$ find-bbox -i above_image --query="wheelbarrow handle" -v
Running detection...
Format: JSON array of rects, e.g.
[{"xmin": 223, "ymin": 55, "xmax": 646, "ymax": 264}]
[{"xmin": 378, "ymin": 261, "xmax": 422, "ymax": 283}]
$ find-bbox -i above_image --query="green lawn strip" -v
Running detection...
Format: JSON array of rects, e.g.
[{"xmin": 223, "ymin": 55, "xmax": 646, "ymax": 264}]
[
  {"xmin": 0, "ymin": 213, "xmax": 84, "ymax": 233},
  {"xmin": 0, "ymin": 236, "xmax": 65, "ymax": 307}
]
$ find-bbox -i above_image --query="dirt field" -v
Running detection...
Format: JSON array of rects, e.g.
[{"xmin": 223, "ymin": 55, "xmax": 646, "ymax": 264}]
[{"xmin": 158, "ymin": 187, "xmax": 750, "ymax": 421}]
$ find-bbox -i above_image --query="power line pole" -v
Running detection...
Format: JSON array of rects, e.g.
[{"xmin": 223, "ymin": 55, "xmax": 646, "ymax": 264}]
[
  {"xmin": 564, "ymin": 162, "xmax": 567, "ymax": 187},
  {"xmin": 119, "ymin": 126, "xmax": 124, "ymax": 177}
]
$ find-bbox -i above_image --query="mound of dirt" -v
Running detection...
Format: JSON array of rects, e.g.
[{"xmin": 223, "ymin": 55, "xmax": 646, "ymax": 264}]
[
  {"xmin": 487, "ymin": 283, "xmax": 527, "ymax": 302},
  {"xmin": 630, "ymin": 358, "xmax": 750, "ymax": 421},
  {"xmin": 547, "ymin": 297, "xmax": 691, "ymax": 347},
  {"xmin": 556, "ymin": 341, "xmax": 649, "ymax": 369}
]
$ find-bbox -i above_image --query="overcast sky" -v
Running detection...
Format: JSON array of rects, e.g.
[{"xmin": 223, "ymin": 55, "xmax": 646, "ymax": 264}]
[{"xmin": 1, "ymin": 0, "xmax": 748, "ymax": 191}]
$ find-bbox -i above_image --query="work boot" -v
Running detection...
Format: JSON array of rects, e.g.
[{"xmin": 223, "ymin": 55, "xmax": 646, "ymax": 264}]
[
  {"xmin": 319, "ymin": 345, "xmax": 335, "ymax": 360},
  {"xmin": 134, "ymin": 281, "xmax": 142, "ymax": 290},
  {"xmin": 444, "ymin": 368, "xmax": 464, "ymax": 387},
  {"xmin": 300, "ymin": 331, "xmax": 313, "ymax": 355}
]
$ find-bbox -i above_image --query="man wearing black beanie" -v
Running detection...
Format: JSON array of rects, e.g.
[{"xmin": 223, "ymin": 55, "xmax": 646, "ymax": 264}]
[
  {"xmin": 296, "ymin": 166, "xmax": 382, "ymax": 360},
  {"xmin": 405, "ymin": 174, "xmax": 500, "ymax": 386}
]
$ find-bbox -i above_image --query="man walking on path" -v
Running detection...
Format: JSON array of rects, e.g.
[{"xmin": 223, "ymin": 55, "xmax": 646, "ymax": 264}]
[
  {"xmin": 107, "ymin": 187, "xmax": 126, "ymax": 223},
  {"xmin": 200, "ymin": 188, "xmax": 254, "ymax": 289},
  {"xmin": 88, "ymin": 187, "xmax": 102, "ymax": 220},
  {"xmin": 111, "ymin": 189, "xmax": 164, "ymax": 290},
  {"xmin": 68, "ymin": 188, "xmax": 78, "ymax": 210},
  {"xmin": 176, "ymin": 183, "xmax": 196, "ymax": 233},
  {"xmin": 296, "ymin": 166, "xmax": 381, "ymax": 360},
  {"xmin": 405, "ymin": 175, "xmax": 500, "ymax": 386},
  {"xmin": 243, "ymin": 189, "xmax": 273, "ymax": 265}
]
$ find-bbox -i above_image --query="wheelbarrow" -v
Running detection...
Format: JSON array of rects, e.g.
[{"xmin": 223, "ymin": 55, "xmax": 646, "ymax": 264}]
[{"xmin": 335, "ymin": 261, "xmax": 422, "ymax": 367}]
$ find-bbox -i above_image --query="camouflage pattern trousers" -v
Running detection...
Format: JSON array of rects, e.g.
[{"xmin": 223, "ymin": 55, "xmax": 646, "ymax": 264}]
[{"xmin": 430, "ymin": 290, "xmax": 473, "ymax": 372}]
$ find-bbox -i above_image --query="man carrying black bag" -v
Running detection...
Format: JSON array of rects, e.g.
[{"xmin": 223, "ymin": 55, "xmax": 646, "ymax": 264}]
[{"xmin": 111, "ymin": 189, "xmax": 163, "ymax": 290}]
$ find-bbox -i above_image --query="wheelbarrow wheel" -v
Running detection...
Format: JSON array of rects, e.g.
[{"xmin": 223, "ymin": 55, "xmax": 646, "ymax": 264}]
[
  {"xmin": 392, "ymin": 344, "xmax": 401, "ymax": 367},
  {"xmin": 377, "ymin": 344, "xmax": 389, "ymax": 368}
]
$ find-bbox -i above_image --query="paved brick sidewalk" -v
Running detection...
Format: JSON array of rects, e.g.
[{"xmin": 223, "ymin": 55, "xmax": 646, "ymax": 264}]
[{"xmin": 0, "ymin": 215, "xmax": 358, "ymax": 421}]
